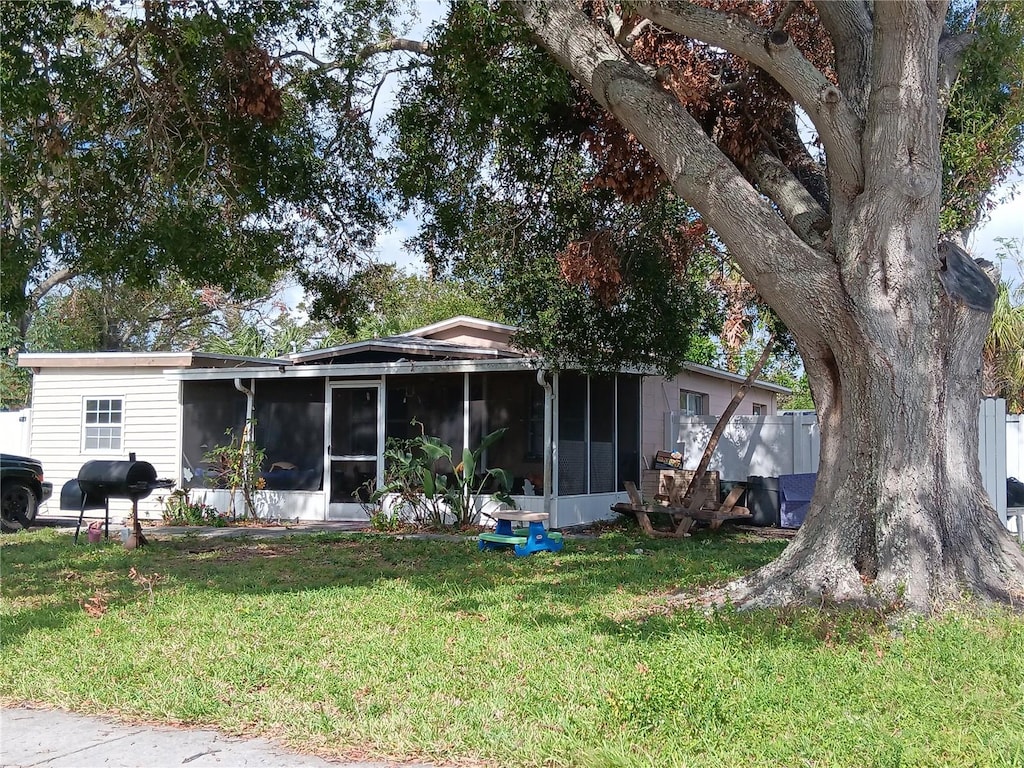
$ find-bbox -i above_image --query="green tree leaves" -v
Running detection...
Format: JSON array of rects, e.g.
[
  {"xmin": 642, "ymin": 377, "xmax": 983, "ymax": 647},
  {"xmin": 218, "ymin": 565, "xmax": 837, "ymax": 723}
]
[{"xmin": 941, "ymin": 2, "xmax": 1024, "ymax": 236}]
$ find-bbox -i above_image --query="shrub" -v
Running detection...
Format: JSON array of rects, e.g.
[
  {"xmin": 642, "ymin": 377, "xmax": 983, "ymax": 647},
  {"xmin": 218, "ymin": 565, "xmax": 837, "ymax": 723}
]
[
  {"xmin": 202, "ymin": 422, "xmax": 266, "ymax": 521},
  {"xmin": 161, "ymin": 489, "xmax": 226, "ymax": 527},
  {"xmin": 371, "ymin": 423, "xmax": 516, "ymax": 528}
]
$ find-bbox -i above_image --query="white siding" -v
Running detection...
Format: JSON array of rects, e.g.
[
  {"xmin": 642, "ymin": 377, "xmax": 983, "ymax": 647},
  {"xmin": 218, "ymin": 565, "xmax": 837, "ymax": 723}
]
[{"xmin": 29, "ymin": 368, "xmax": 181, "ymax": 520}]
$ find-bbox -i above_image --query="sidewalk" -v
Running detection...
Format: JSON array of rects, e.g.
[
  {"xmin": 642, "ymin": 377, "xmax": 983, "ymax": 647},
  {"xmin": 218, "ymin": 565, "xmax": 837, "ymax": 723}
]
[{"xmin": 0, "ymin": 707, "xmax": 442, "ymax": 767}]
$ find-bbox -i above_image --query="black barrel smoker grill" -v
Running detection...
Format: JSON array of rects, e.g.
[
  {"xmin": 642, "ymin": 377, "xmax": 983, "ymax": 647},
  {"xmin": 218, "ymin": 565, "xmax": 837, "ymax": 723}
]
[{"xmin": 65, "ymin": 454, "xmax": 173, "ymax": 545}]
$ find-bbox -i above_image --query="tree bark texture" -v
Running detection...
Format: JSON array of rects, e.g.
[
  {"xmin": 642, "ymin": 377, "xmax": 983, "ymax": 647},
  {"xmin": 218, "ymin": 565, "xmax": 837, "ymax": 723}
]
[{"xmin": 515, "ymin": 0, "xmax": 1024, "ymax": 611}]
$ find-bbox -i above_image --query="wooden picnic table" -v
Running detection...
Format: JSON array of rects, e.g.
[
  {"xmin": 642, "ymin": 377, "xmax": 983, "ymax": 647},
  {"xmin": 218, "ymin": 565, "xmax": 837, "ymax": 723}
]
[
  {"xmin": 478, "ymin": 510, "xmax": 564, "ymax": 556},
  {"xmin": 612, "ymin": 471, "xmax": 751, "ymax": 537}
]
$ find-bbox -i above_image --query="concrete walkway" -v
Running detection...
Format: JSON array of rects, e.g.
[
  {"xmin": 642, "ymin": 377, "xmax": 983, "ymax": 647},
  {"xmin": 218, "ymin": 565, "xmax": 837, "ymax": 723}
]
[{"xmin": 0, "ymin": 707, "xmax": 443, "ymax": 767}]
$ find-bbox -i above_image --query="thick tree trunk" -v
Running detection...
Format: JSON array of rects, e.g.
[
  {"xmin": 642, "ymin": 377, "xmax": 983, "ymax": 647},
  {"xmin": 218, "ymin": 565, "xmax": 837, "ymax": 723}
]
[
  {"xmin": 516, "ymin": 0, "xmax": 1024, "ymax": 611},
  {"xmin": 726, "ymin": 310, "xmax": 1024, "ymax": 611}
]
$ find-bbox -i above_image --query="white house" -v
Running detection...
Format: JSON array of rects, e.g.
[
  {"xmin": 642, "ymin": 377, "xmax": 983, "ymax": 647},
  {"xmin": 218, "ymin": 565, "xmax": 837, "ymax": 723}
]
[{"xmin": 18, "ymin": 317, "xmax": 786, "ymax": 528}]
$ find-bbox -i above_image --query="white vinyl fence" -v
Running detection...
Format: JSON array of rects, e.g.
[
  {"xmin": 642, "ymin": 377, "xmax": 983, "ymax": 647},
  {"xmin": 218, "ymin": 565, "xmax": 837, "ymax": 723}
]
[
  {"xmin": 665, "ymin": 399, "xmax": 1023, "ymax": 531},
  {"xmin": 0, "ymin": 409, "xmax": 32, "ymax": 456}
]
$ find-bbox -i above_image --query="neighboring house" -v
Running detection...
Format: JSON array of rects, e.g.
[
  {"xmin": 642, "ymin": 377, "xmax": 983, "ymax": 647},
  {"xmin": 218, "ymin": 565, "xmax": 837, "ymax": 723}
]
[{"xmin": 18, "ymin": 317, "xmax": 786, "ymax": 527}]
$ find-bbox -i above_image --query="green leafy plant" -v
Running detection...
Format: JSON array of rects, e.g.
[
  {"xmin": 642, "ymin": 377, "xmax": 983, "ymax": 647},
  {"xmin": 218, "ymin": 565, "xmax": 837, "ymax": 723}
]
[
  {"xmin": 371, "ymin": 423, "xmax": 516, "ymax": 528},
  {"xmin": 161, "ymin": 489, "xmax": 225, "ymax": 527},
  {"xmin": 202, "ymin": 422, "xmax": 267, "ymax": 521},
  {"xmin": 368, "ymin": 506, "xmax": 406, "ymax": 533},
  {"xmin": 357, "ymin": 480, "xmax": 407, "ymax": 532}
]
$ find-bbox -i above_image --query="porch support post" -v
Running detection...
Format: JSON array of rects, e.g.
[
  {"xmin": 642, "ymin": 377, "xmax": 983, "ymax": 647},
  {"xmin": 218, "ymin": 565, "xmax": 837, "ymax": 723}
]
[
  {"xmin": 463, "ymin": 372, "xmax": 470, "ymax": 461},
  {"xmin": 537, "ymin": 369, "xmax": 554, "ymax": 518}
]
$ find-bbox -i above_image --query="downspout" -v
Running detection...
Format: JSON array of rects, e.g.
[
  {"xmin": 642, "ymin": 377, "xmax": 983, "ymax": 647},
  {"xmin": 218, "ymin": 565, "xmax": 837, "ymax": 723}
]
[
  {"xmin": 234, "ymin": 378, "xmax": 255, "ymax": 438},
  {"xmin": 537, "ymin": 368, "xmax": 553, "ymax": 518},
  {"xmin": 232, "ymin": 378, "xmax": 255, "ymax": 520}
]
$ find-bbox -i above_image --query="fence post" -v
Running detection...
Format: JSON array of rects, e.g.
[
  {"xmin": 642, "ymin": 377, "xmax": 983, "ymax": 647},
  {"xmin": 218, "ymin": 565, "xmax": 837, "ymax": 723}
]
[
  {"xmin": 665, "ymin": 411, "xmax": 676, "ymax": 457},
  {"xmin": 786, "ymin": 412, "xmax": 796, "ymax": 475},
  {"xmin": 979, "ymin": 398, "xmax": 1008, "ymax": 524}
]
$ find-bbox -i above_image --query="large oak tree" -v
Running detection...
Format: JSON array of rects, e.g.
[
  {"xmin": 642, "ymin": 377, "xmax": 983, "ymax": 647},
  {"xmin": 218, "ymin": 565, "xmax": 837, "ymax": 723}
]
[{"xmin": 501, "ymin": 0, "xmax": 1024, "ymax": 611}]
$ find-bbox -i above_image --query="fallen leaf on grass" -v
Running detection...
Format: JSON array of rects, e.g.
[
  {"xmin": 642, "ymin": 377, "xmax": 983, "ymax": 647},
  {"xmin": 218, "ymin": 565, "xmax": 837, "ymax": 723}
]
[{"xmin": 80, "ymin": 591, "xmax": 109, "ymax": 618}]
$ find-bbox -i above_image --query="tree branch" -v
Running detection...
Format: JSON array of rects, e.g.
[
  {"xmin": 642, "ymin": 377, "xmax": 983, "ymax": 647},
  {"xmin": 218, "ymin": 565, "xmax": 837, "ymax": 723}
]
[
  {"xmin": 275, "ymin": 49, "xmax": 346, "ymax": 73},
  {"xmin": 604, "ymin": 1, "xmax": 626, "ymax": 39},
  {"xmin": 29, "ymin": 268, "xmax": 75, "ymax": 306},
  {"xmin": 774, "ymin": 108, "xmax": 831, "ymax": 212},
  {"xmin": 355, "ymin": 37, "xmax": 431, "ymax": 65},
  {"xmin": 813, "ymin": 0, "xmax": 872, "ymax": 118},
  {"xmin": 622, "ymin": 19, "xmax": 651, "ymax": 48},
  {"xmin": 773, "ymin": 2, "xmax": 801, "ymax": 35},
  {"xmin": 937, "ymin": 30, "xmax": 976, "ymax": 120},
  {"xmin": 602, "ymin": 1, "xmax": 651, "ymax": 49},
  {"xmin": 749, "ymin": 150, "xmax": 830, "ymax": 249},
  {"xmin": 279, "ymin": 38, "xmax": 431, "ymax": 71},
  {"xmin": 635, "ymin": 1, "xmax": 864, "ymax": 195},
  {"xmin": 682, "ymin": 333, "xmax": 776, "ymax": 504},
  {"xmin": 510, "ymin": 0, "xmax": 835, "ymax": 333}
]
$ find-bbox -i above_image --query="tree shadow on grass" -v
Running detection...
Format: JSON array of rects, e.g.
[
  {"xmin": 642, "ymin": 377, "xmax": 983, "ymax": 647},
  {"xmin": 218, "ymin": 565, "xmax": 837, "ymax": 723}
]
[{"xmin": 0, "ymin": 527, "xmax": 804, "ymax": 647}]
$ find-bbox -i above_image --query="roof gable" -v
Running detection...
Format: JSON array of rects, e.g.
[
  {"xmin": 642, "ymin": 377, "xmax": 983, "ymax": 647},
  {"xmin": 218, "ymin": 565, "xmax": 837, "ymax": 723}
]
[
  {"xmin": 288, "ymin": 316, "xmax": 522, "ymax": 365},
  {"xmin": 287, "ymin": 335, "xmax": 523, "ymax": 365},
  {"xmin": 403, "ymin": 316, "xmax": 517, "ymax": 340}
]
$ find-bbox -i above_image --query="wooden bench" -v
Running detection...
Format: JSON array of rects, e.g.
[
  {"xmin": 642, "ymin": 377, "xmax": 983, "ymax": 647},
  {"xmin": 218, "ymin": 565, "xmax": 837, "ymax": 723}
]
[
  {"xmin": 478, "ymin": 510, "xmax": 564, "ymax": 556},
  {"xmin": 612, "ymin": 476, "xmax": 751, "ymax": 538}
]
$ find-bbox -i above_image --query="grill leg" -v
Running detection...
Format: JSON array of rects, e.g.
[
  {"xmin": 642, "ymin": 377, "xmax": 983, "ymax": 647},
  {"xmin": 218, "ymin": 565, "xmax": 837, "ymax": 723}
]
[{"xmin": 73, "ymin": 499, "xmax": 86, "ymax": 545}]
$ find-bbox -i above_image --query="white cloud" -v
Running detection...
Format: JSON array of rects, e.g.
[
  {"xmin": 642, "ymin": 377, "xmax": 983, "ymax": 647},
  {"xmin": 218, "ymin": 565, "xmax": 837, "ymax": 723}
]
[
  {"xmin": 372, "ymin": 213, "xmax": 427, "ymax": 274},
  {"xmin": 969, "ymin": 182, "xmax": 1023, "ymax": 283}
]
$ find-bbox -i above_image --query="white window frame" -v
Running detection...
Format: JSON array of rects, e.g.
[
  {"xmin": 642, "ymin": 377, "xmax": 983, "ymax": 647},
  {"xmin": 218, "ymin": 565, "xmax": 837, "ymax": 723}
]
[
  {"xmin": 680, "ymin": 390, "xmax": 708, "ymax": 416},
  {"xmin": 82, "ymin": 396, "xmax": 125, "ymax": 453},
  {"xmin": 753, "ymin": 402, "xmax": 766, "ymax": 416}
]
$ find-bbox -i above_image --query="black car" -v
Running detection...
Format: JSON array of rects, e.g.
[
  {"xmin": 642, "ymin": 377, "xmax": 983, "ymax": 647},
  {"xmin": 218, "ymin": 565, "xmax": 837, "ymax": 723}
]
[{"xmin": 1, "ymin": 453, "xmax": 53, "ymax": 533}]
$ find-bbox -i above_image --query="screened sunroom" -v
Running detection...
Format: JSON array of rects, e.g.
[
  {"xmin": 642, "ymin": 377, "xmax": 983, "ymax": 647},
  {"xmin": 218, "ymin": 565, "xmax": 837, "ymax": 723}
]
[{"xmin": 177, "ymin": 358, "xmax": 642, "ymax": 528}]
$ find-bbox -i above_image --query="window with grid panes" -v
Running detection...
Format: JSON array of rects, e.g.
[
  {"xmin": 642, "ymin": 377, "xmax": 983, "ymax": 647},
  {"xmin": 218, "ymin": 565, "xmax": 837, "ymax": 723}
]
[{"xmin": 83, "ymin": 398, "xmax": 123, "ymax": 451}]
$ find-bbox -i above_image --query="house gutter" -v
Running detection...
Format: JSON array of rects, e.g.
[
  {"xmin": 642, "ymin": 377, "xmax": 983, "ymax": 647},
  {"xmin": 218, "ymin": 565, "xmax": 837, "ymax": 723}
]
[{"xmin": 537, "ymin": 369, "xmax": 553, "ymax": 518}]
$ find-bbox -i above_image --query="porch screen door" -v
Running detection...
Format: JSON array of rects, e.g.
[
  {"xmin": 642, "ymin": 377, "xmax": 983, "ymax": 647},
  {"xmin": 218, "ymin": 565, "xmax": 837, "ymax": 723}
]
[{"xmin": 327, "ymin": 383, "xmax": 382, "ymax": 519}]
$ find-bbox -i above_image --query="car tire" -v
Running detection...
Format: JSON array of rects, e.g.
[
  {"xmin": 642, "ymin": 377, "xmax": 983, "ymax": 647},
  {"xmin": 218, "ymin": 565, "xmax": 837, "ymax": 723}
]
[{"xmin": 1, "ymin": 481, "xmax": 37, "ymax": 533}]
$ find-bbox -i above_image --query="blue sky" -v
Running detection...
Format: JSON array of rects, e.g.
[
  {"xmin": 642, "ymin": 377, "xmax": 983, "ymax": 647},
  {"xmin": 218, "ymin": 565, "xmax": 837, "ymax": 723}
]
[{"xmin": 968, "ymin": 182, "xmax": 1023, "ymax": 285}]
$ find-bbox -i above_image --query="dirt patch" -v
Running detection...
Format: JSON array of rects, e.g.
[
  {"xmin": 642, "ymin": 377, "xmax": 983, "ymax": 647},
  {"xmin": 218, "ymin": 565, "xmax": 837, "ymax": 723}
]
[
  {"xmin": 180, "ymin": 542, "xmax": 301, "ymax": 561},
  {"xmin": 729, "ymin": 525, "xmax": 798, "ymax": 539}
]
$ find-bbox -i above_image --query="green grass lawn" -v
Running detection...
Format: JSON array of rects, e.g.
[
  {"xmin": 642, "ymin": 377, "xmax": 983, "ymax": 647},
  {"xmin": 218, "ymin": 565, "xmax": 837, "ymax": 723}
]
[{"xmin": 2, "ymin": 527, "xmax": 1022, "ymax": 768}]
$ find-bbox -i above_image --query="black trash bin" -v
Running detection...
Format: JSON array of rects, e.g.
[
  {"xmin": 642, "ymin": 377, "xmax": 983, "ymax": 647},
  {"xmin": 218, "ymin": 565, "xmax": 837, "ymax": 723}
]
[{"xmin": 745, "ymin": 475, "xmax": 780, "ymax": 527}]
